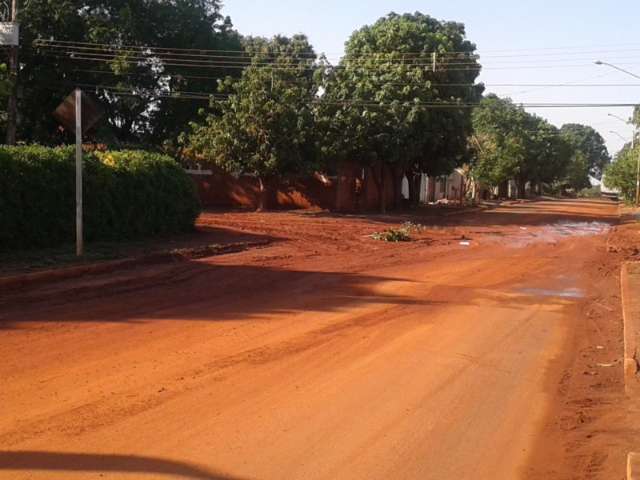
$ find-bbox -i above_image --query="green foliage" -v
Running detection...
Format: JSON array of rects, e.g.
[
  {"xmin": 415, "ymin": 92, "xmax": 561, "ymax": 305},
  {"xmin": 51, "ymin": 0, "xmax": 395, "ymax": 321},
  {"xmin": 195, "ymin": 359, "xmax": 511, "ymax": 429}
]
[
  {"xmin": 318, "ymin": 12, "xmax": 482, "ymax": 210},
  {"xmin": 17, "ymin": 0, "xmax": 241, "ymax": 146},
  {"xmin": 562, "ymin": 150, "xmax": 592, "ymax": 191},
  {"xmin": 370, "ymin": 221, "xmax": 424, "ymax": 242},
  {"xmin": 559, "ymin": 124, "xmax": 610, "ymax": 179},
  {"xmin": 604, "ymin": 144, "xmax": 639, "ymax": 202},
  {"xmin": 371, "ymin": 228, "xmax": 412, "ymax": 242},
  {"xmin": 471, "ymin": 95, "xmax": 529, "ymax": 186},
  {"xmin": 185, "ymin": 35, "xmax": 319, "ymax": 181},
  {"xmin": 0, "ymin": 63, "xmax": 11, "ymax": 128},
  {"xmin": 471, "ymin": 95, "xmax": 573, "ymax": 194},
  {"xmin": 0, "ymin": 146, "xmax": 200, "ymax": 252},
  {"xmin": 577, "ymin": 186, "xmax": 602, "ymax": 198}
]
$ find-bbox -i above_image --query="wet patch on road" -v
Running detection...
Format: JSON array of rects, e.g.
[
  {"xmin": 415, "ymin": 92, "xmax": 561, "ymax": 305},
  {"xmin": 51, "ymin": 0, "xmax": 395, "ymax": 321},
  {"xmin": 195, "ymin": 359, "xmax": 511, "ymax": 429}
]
[
  {"xmin": 517, "ymin": 287, "xmax": 586, "ymax": 299},
  {"xmin": 504, "ymin": 221, "xmax": 612, "ymax": 248}
]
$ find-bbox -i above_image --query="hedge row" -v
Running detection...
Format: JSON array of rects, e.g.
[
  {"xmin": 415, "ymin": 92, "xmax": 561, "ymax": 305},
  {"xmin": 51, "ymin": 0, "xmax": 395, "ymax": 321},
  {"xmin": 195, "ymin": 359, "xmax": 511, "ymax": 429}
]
[{"xmin": 0, "ymin": 146, "xmax": 201, "ymax": 252}]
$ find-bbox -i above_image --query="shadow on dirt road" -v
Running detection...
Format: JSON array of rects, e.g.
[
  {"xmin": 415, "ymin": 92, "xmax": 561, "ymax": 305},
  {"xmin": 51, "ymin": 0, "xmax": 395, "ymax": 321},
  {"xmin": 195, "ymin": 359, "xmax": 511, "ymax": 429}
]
[{"xmin": 0, "ymin": 451, "xmax": 247, "ymax": 479}]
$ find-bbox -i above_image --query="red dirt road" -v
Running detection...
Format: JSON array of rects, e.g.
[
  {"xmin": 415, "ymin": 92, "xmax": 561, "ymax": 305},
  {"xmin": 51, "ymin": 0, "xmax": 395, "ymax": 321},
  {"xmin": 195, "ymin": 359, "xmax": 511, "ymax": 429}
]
[{"xmin": 0, "ymin": 199, "xmax": 635, "ymax": 479}]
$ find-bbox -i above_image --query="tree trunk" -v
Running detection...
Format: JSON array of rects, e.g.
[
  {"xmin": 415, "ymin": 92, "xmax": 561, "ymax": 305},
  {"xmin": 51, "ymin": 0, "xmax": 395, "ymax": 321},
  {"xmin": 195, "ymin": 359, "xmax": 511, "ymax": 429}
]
[
  {"xmin": 408, "ymin": 172, "xmax": 420, "ymax": 206},
  {"xmin": 370, "ymin": 163, "xmax": 387, "ymax": 214},
  {"xmin": 517, "ymin": 178, "xmax": 527, "ymax": 199},
  {"xmin": 380, "ymin": 165, "xmax": 388, "ymax": 214},
  {"xmin": 392, "ymin": 167, "xmax": 404, "ymax": 210},
  {"xmin": 498, "ymin": 181, "xmax": 508, "ymax": 199},
  {"xmin": 256, "ymin": 176, "xmax": 268, "ymax": 211}
]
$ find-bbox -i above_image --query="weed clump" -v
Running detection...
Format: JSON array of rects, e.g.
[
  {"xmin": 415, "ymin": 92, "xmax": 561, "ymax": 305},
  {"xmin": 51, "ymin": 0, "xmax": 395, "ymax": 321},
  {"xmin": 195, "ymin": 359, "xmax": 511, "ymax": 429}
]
[{"xmin": 370, "ymin": 222, "xmax": 426, "ymax": 242}]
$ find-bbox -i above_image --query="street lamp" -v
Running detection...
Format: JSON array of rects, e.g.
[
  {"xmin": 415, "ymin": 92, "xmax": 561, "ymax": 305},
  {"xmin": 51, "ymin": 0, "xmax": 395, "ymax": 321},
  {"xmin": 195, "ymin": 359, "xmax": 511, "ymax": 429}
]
[
  {"xmin": 610, "ymin": 130, "xmax": 631, "ymax": 144},
  {"xmin": 609, "ymin": 112, "xmax": 630, "ymax": 124},
  {"xmin": 595, "ymin": 60, "xmax": 640, "ymax": 80},
  {"xmin": 608, "ymin": 114, "xmax": 635, "ymax": 148},
  {"xmin": 596, "ymin": 61, "xmax": 640, "ymax": 204}
]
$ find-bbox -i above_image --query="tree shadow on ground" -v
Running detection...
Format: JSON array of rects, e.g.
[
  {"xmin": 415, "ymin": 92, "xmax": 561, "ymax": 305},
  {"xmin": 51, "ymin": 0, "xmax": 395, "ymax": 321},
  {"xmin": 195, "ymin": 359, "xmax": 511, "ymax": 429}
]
[
  {"xmin": 0, "ymin": 223, "xmax": 281, "ymax": 279},
  {"xmin": 0, "ymin": 254, "xmax": 583, "ymax": 330},
  {"xmin": 0, "ymin": 261, "xmax": 434, "ymax": 329},
  {"xmin": 0, "ymin": 451, "xmax": 247, "ymax": 480},
  {"xmin": 289, "ymin": 198, "xmax": 620, "ymax": 228}
]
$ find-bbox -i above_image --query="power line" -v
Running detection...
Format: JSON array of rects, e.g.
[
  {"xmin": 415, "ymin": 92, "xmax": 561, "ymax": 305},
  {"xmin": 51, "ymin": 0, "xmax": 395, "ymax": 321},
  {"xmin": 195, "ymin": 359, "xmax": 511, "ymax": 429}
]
[
  {"xmin": 51, "ymin": 81, "xmax": 640, "ymax": 108},
  {"xmin": 68, "ymin": 70, "xmax": 640, "ymax": 87},
  {"xmin": 34, "ymin": 38, "xmax": 640, "ymax": 58},
  {"xmin": 34, "ymin": 47, "xmax": 479, "ymax": 68},
  {"xmin": 34, "ymin": 48, "xmax": 640, "ymax": 73},
  {"xmin": 44, "ymin": 39, "xmax": 640, "ymax": 66},
  {"xmin": 34, "ymin": 42, "xmax": 640, "ymax": 70},
  {"xmin": 35, "ymin": 51, "xmax": 485, "ymax": 72},
  {"xmin": 33, "ymin": 38, "xmax": 478, "ymax": 59}
]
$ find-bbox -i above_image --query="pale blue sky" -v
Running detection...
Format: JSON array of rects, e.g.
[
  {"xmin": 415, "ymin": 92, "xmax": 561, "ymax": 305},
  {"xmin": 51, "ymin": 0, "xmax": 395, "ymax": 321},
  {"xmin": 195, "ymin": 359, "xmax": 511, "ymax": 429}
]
[{"xmin": 222, "ymin": 0, "xmax": 640, "ymax": 156}]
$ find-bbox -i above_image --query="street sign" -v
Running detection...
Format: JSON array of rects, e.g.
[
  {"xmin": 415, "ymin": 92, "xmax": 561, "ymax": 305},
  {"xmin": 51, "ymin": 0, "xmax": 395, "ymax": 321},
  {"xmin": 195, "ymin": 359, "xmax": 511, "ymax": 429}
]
[
  {"xmin": 52, "ymin": 90, "xmax": 104, "ymax": 257},
  {"xmin": 0, "ymin": 22, "xmax": 18, "ymax": 46},
  {"xmin": 53, "ymin": 90, "xmax": 104, "ymax": 135}
]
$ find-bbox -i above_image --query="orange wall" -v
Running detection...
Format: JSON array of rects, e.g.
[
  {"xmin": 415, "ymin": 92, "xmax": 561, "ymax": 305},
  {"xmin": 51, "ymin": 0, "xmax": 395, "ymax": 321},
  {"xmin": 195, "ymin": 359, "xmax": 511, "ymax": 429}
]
[{"xmin": 190, "ymin": 164, "xmax": 400, "ymax": 212}]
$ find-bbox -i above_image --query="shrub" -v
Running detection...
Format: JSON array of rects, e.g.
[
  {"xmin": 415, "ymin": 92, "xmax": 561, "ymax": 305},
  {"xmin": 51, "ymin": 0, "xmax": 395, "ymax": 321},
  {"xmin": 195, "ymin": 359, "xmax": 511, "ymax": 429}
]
[
  {"xmin": 371, "ymin": 228, "xmax": 412, "ymax": 242},
  {"xmin": 0, "ymin": 146, "xmax": 200, "ymax": 252},
  {"xmin": 604, "ymin": 145, "xmax": 638, "ymax": 203},
  {"xmin": 577, "ymin": 186, "xmax": 602, "ymax": 198}
]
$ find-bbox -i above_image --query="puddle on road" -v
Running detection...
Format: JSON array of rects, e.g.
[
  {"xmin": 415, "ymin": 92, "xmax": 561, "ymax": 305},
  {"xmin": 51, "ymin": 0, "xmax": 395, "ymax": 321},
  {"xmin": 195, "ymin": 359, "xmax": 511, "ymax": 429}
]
[
  {"xmin": 546, "ymin": 221, "xmax": 611, "ymax": 236},
  {"xmin": 517, "ymin": 287, "xmax": 585, "ymax": 299},
  {"xmin": 505, "ymin": 221, "xmax": 612, "ymax": 248},
  {"xmin": 514, "ymin": 271, "xmax": 586, "ymax": 300}
]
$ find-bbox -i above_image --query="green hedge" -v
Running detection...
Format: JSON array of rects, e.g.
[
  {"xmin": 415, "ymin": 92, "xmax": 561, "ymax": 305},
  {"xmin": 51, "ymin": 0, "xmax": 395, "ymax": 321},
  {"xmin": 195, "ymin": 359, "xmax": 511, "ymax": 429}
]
[{"xmin": 0, "ymin": 146, "xmax": 200, "ymax": 252}]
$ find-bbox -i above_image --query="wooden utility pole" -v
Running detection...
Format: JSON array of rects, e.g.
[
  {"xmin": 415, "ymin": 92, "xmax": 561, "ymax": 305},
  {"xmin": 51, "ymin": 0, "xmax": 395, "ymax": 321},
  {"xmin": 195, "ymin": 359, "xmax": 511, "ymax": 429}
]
[
  {"xmin": 75, "ymin": 88, "xmax": 83, "ymax": 256},
  {"xmin": 5, "ymin": 0, "xmax": 18, "ymax": 145},
  {"xmin": 634, "ymin": 132, "xmax": 640, "ymax": 207}
]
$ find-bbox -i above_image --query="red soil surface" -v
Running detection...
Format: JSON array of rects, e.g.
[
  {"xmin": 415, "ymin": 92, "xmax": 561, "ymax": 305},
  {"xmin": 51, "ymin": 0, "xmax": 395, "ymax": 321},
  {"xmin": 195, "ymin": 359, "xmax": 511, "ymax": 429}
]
[{"xmin": 1, "ymin": 199, "xmax": 638, "ymax": 479}]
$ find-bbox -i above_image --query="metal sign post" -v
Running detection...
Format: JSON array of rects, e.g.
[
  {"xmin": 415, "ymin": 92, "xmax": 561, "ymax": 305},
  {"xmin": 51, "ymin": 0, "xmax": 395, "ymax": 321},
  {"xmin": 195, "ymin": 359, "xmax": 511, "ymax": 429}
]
[
  {"xmin": 53, "ymin": 89, "xmax": 103, "ymax": 257},
  {"xmin": 75, "ymin": 88, "xmax": 83, "ymax": 256},
  {"xmin": 2, "ymin": 0, "xmax": 19, "ymax": 145},
  {"xmin": 636, "ymin": 149, "xmax": 640, "ymax": 208}
]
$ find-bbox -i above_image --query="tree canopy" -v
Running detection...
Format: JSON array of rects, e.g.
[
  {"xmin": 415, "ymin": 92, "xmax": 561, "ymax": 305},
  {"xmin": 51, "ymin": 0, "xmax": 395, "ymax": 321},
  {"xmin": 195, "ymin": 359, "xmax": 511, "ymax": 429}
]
[
  {"xmin": 17, "ymin": 0, "xmax": 241, "ymax": 146},
  {"xmin": 318, "ymin": 12, "xmax": 483, "ymax": 210},
  {"xmin": 471, "ymin": 94, "xmax": 574, "ymax": 195},
  {"xmin": 559, "ymin": 124, "xmax": 610, "ymax": 179},
  {"xmin": 185, "ymin": 35, "xmax": 319, "ymax": 209},
  {"xmin": 7, "ymin": 4, "xmax": 619, "ymax": 208},
  {"xmin": 604, "ymin": 143, "xmax": 639, "ymax": 202}
]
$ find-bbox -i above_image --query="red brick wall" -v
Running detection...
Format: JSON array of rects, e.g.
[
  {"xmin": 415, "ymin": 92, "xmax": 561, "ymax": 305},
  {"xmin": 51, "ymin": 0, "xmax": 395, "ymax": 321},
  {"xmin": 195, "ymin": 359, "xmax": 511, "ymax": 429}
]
[
  {"xmin": 189, "ymin": 164, "xmax": 399, "ymax": 212},
  {"xmin": 190, "ymin": 169, "xmax": 337, "ymax": 210}
]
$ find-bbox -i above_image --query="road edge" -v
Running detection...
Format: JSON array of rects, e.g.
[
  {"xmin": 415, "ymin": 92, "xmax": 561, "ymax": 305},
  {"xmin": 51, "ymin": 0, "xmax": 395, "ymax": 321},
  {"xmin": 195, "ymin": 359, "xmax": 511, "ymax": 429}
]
[
  {"xmin": 629, "ymin": 453, "xmax": 640, "ymax": 480},
  {"xmin": 0, "ymin": 240, "xmax": 271, "ymax": 293},
  {"xmin": 622, "ymin": 262, "xmax": 640, "ymax": 394}
]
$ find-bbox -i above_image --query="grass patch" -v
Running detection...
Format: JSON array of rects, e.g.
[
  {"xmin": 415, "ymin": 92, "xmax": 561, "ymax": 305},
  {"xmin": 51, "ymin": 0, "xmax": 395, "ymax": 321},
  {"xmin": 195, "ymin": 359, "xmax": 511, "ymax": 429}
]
[{"xmin": 370, "ymin": 222, "xmax": 426, "ymax": 242}]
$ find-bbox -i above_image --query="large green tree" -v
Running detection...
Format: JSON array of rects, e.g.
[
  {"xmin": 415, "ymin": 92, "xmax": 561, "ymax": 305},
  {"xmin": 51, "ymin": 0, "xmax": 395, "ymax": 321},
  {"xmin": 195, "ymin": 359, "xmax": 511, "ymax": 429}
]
[
  {"xmin": 472, "ymin": 95, "xmax": 572, "ymax": 197},
  {"xmin": 522, "ymin": 118, "xmax": 572, "ymax": 194},
  {"xmin": 17, "ymin": 0, "xmax": 241, "ymax": 146},
  {"xmin": 185, "ymin": 35, "xmax": 319, "ymax": 210},
  {"xmin": 471, "ymin": 95, "xmax": 529, "ymax": 190},
  {"xmin": 559, "ymin": 124, "xmax": 610, "ymax": 180},
  {"xmin": 604, "ymin": 143, "xmax": 639, "ymax": 202},
  {"xmin": 318, "ymin": 12, "xmax": 483, "ymax": 211}
]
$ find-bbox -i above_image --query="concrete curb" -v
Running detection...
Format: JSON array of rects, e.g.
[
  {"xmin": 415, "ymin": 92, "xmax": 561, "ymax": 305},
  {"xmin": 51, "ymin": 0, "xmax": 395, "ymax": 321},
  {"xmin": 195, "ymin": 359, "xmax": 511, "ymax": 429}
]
[
  {"xmin": 621, "ymin": 262, "xmax": 640, "ymax": 394},
  {"xmin": 0, "ymin": 240, "xmax": 271, "ymax": 293},
  {"xmin": 629, "ymin": 453, "xmax": 640, "ymax": 480}
]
